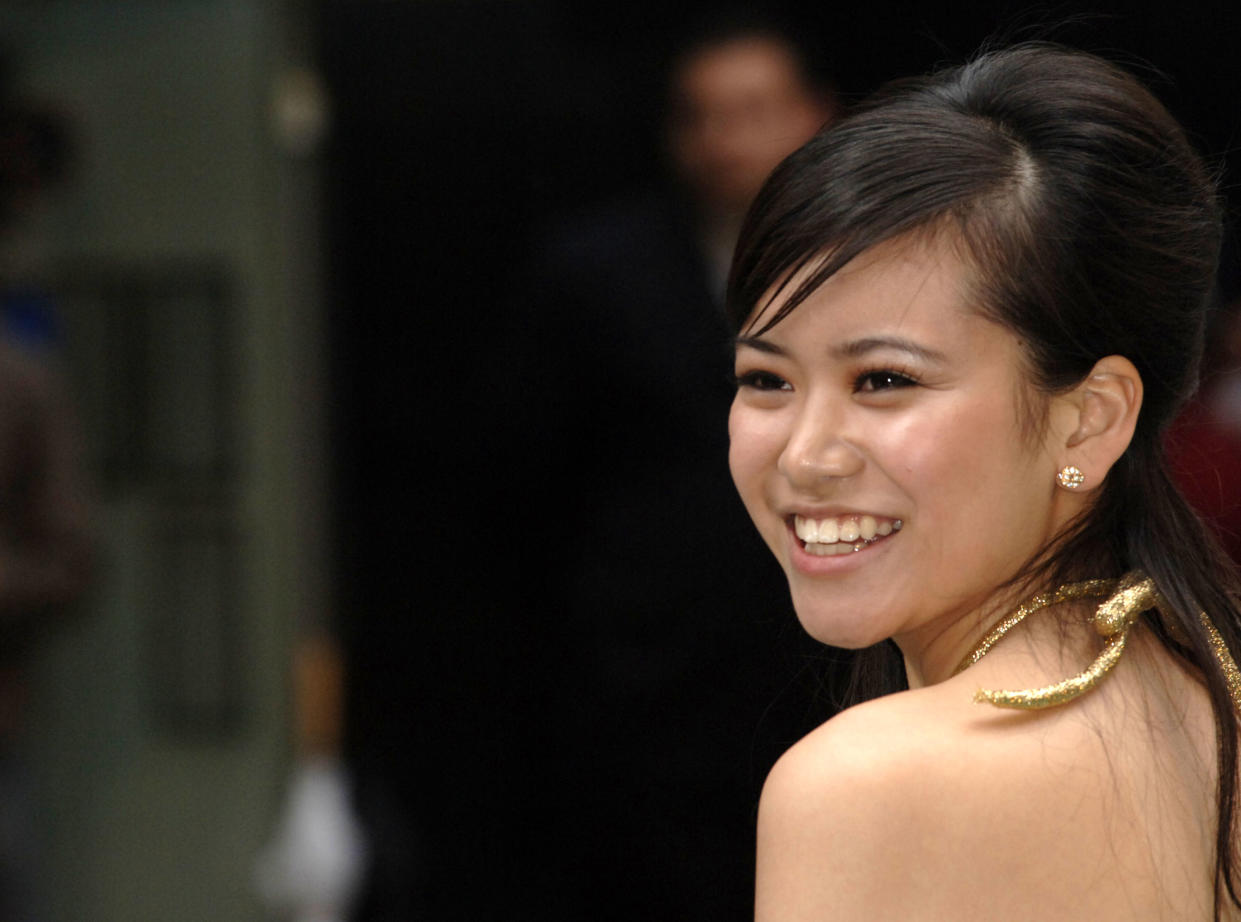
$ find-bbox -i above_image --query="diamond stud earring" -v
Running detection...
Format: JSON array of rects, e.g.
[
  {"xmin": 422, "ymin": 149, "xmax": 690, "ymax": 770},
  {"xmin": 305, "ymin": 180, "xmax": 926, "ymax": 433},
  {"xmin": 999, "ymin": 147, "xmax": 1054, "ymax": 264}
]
[{"xmin": 1057, "ymin": 465, "xmax": 1085, "ymax": 489}]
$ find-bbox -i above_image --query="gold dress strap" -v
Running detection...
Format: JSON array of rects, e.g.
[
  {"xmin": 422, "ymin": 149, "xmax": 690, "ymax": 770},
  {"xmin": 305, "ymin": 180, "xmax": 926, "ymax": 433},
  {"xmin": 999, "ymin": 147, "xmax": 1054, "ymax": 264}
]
[
  {"xmin": 1201, "ymin": 613, "xmax": 1241, "ymax": 714},
  {"xmin": 957, "ymin": 571, "xmax": 1241, "ymax": 711},
  {"xmin": 952, "ymin": 578, "xmax": 1115, "ymax": 674}
]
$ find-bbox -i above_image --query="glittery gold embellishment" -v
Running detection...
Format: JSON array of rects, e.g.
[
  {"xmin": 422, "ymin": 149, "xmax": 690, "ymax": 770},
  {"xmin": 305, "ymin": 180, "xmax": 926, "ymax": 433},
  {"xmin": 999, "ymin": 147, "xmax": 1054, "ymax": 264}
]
[
  {"xmin": 1202, "ymin": 613, "xmax": 1241, "ymax": 715},
  {"xmin": 958, "ymin": 571, "xmax": 1241, "ymax": 713},
  {"xmin": 973, "ymin": 632, "xmax": 1129, "ymax": 708},
  {"xmin": 952, "ymin": 579, "xmax": 1115, "ymax": 675},
  {"xmin": 956, "ymin": 572, "xmax": 1156, "ymax": 710},
  {"xmin": 1093, "ymin": 570, "xmax": 1164, "ymax": 635},
  {"xmin": 1056, "ymin": 465, "xmax": 1086, "ymax": 489}
]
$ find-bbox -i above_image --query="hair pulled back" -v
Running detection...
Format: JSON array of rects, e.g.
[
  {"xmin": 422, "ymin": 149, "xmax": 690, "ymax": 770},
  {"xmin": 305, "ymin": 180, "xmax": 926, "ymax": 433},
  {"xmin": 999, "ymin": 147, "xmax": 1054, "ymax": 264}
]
[{"xmin": 727, "ymin": 43, "xmax": 1240, "ymax": 913}]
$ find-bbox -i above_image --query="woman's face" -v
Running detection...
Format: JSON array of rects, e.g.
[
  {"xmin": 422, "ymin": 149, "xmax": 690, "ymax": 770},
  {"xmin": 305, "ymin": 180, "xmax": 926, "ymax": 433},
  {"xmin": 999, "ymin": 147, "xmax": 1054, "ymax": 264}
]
[{"xmin": 728, "ymin": 236, "xmax": 1074, "ymax": 660}]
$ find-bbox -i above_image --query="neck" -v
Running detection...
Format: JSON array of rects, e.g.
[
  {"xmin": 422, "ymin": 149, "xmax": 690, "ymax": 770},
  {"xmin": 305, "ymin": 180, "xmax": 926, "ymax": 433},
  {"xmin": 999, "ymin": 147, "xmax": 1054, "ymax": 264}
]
[
  {"xmin": 897, "ymin": 494, "xmax": 1096, "ymax": 687},
  {"xmin": 894, "ymin": 580, "xmax": 1039, "ymax": 689}
]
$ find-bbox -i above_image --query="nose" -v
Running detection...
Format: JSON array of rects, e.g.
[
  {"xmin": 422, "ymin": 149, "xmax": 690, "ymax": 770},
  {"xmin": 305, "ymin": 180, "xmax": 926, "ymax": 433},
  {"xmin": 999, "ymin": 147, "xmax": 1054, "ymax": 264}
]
[{"xmin": 777, "ymin": 397, "xmax": 864, "ymax": 490}]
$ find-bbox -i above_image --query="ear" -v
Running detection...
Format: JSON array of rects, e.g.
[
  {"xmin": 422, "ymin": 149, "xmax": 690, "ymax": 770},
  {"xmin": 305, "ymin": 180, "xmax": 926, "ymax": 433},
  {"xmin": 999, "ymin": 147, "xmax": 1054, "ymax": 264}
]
[{"xmin": 1054, "ymin": 355, "xmax": 1143, "ymax": 490}]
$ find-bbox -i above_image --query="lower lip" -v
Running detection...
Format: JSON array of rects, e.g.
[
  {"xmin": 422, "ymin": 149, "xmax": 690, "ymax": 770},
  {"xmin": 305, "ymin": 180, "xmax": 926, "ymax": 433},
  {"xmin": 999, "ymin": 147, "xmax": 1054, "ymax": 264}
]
[{"xmin": 786, "ymin": 526, "xmax": 896, "ymax": 575}]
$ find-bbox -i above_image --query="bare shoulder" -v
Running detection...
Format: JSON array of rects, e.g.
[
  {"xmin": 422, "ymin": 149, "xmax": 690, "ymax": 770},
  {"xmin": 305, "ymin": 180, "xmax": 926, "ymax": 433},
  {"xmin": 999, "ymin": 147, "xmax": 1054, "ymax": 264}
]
[
  {"xmin": 759, "ymin": 687, "xmax": 965, "ymax": 814},
  {"xmin": 755, "ymin": 681, "xmax": 1135, "ymax": 921},
  {"xmin": 759, "ymin": 679, "xmax": 1044, "ymax": 817},
  {"xmin": 757, "ymin": 686, "xmax": 998, "ymax": 867}
]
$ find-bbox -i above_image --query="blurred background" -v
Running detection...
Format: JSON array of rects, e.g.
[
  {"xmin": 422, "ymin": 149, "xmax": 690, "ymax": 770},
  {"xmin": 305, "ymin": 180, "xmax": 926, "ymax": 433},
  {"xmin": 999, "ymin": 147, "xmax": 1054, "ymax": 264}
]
[{"xmin": 0, "ymin": 1, "xmax": 1236, "ymax": 920}]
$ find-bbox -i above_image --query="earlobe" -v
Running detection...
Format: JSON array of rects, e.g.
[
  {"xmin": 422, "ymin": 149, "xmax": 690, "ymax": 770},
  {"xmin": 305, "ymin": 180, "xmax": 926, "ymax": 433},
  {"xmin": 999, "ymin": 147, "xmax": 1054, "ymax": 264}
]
[{"xmin": 1059, "ymin": 355, "xmax": 1143, "ymax": 489}]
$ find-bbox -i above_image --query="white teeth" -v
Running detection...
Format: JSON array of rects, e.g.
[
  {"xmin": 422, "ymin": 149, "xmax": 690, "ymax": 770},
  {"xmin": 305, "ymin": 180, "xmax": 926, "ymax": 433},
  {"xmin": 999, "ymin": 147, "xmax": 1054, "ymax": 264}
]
[{"xmin": 793, "ymin": 514, "xmax": 901, "ymax": 551}]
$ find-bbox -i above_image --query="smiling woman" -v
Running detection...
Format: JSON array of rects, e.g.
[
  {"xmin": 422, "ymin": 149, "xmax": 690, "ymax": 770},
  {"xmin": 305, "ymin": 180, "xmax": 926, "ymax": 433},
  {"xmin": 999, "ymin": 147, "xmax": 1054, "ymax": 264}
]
[
  {"xmin": 730, "ymin": 237, "xmax": 1101, "ymax": 660},
  {"xmin": 725, "ymin": 44, "xmax": 1241, "ymax": 921}
]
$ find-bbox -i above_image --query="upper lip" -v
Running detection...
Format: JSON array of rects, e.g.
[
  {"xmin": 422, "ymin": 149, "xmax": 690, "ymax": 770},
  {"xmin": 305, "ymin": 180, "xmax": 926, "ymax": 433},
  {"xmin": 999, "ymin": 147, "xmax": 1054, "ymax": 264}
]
[{"xmin": 783, "ymin": 506, "xmax": 899, "ymax": 521}]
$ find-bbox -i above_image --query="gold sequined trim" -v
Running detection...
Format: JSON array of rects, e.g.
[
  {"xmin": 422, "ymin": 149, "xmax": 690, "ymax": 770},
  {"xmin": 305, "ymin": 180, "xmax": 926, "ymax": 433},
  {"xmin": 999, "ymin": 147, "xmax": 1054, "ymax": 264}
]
[
  {"xmin": 974, "ymin": 632, "xmax": 1129, "ymax": 708},
  {"xmin": 959, "ymin": 572, "xmax": 1156, "ymax": 711},
  {"xmin": 957, "ymin": 571, "xmax": 1241, "ymax": 723},
  {"xmin": 1202, "ymin": 612, "xmax": 1241, "ymax": 715},
  {"xmin": 952, "ymin": 578, "xmax": 1114, "ymax": 675}
]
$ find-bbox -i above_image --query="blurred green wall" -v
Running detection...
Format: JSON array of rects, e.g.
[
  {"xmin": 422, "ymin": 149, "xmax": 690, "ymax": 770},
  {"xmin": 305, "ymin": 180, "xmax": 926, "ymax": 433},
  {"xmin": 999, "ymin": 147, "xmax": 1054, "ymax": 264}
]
[{"xmin": 0, "ymin": 2, "xmax": 328, "ymax": 919}]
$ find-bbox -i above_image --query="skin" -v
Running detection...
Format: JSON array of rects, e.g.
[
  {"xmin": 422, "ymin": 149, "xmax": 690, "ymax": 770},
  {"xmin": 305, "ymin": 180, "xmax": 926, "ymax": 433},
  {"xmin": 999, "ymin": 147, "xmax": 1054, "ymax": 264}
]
[
  {"xmin": 667, "ymin": 37, "xmax": 832, "ymax": 223},
  {"xmin": 729, "ymin": 234, "xmax": 1096, "ymax": 683},
  {"xmin": 753, "ymin": 639, "xmax": 1221, "ymax": 921},
  {"xmin": 729, "ymin": 234, "xmax": 1227, "ymax": 920}
]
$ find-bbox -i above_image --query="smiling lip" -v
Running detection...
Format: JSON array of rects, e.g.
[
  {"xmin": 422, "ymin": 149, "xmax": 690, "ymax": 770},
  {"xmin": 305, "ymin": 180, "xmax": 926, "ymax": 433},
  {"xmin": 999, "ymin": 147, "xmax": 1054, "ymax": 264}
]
[{"xmin": 785, "ymin": 513, "xmax": 903, "ymax": 570}]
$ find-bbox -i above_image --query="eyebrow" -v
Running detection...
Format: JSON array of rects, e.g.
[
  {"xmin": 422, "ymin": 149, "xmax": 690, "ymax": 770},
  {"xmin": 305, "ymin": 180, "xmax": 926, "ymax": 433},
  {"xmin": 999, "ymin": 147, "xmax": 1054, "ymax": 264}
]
[
  {"xmin": 735, "ymin": 334, "xmax": 948, "ymax": 364},
  {"xmin": 734, "ymin": 335, "xmax": 786, "ymax": 355},
  {"xmin": 833, "ymin": 336, "xmax": 949, "ymax": 364}
]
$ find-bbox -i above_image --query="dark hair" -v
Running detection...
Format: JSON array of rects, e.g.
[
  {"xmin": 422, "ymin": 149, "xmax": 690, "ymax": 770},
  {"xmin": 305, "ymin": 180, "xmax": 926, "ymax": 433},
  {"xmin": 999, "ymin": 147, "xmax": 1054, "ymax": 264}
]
[{"xmin": 727, "ymin": 43, "xmax": 1240, "ymax": 914}]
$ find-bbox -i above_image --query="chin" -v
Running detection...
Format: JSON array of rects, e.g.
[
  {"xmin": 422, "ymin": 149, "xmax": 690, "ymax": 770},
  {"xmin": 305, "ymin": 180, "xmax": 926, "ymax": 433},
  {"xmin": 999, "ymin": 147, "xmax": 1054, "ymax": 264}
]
[{"xmin": 791, "ymin": 604, "xmax": 890, "ymax": 650}]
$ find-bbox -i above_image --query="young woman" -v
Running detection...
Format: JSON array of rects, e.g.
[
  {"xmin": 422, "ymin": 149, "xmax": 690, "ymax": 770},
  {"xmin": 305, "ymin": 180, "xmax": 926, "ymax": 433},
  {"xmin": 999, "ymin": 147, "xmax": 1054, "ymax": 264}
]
[{"xmin": 726, "ymin": 44, "xmax": 1241, "ymax": 920}]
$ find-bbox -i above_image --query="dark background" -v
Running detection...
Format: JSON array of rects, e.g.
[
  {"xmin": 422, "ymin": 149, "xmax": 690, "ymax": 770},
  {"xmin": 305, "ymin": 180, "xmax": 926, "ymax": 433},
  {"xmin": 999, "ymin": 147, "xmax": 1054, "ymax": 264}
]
[{"xmin": 318, "ymin": 2, "xmax": 1241, "ymax": 918}]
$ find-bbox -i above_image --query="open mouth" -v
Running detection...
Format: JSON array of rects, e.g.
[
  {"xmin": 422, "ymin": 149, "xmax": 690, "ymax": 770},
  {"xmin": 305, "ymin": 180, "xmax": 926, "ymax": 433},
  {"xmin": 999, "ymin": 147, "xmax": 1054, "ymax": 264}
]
[{"xmin": 793, "ymin": 514, "xmax": 902, "ymax": 557}]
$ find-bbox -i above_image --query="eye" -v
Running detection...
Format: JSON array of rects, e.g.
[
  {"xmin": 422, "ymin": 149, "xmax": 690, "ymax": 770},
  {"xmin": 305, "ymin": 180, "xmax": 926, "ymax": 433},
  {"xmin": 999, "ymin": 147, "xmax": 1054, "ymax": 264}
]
[
  {"xmin": 734, "ymin": 370, "xmax": 791, "ymax": 392},
  {"xmin": 854, "ymin": 369, "xmax": 918, "ymax": 393}
]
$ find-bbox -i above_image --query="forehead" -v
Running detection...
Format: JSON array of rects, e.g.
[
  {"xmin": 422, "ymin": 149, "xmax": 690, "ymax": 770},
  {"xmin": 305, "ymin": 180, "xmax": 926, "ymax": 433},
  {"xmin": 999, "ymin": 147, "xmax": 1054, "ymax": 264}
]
[
  {"xmin": 673, "ymin": 37, "xmax": 806, "ymax": 105},
  {"xmin": 745, "ymin": 234, "xmax": 980, "ymax": 337}
]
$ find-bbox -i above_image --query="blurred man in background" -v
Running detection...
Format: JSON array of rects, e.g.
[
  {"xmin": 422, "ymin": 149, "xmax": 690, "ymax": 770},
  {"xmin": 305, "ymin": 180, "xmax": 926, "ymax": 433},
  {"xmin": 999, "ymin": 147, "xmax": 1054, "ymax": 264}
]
[
  {"xmin": 344, "ymin": 13, "xmax": 844, "ymax": 920},
  {"xmin": 666, "ymin": 20, "xmax": 838, "ymax": 302},
  {"xmin": 505, "ymin": 14, "xmax": 841, "ymax": 920}
]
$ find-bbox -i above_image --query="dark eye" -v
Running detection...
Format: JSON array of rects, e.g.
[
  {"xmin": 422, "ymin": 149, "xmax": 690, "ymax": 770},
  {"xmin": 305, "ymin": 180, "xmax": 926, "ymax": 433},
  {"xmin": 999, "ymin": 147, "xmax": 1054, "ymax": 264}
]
[
  {"xmin": 855, "ymin": 370, "xmax": 917, "ymax": 393},
  {"xmin": 735, "ymin": 370, "xmax": 791, "ymax": 392}
]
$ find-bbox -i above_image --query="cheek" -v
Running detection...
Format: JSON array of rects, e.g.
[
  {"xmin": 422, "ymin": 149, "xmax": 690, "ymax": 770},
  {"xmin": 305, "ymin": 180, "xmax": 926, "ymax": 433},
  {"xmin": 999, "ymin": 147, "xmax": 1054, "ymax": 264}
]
[
  {"xmin": 727, "ymin": 403, "xmax": 758, "ymax": 492},
  {"xmin": 889, "ymin": 407, "xmax": 982, "ymax": 481},
  {"xmin": 727, "ymin": 403, "xmax": 781, "ymax": 507},
  {"xmin": 882, "ymin": 397, "xmax": 1044, "ymax": 527}
]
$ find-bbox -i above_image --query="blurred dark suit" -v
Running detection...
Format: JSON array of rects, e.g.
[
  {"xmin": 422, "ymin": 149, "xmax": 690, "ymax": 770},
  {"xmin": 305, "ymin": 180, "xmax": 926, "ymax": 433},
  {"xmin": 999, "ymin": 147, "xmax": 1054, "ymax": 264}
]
[{"xmin": 498, "ymin": 189, "xmax": 819, "ymax": 921}]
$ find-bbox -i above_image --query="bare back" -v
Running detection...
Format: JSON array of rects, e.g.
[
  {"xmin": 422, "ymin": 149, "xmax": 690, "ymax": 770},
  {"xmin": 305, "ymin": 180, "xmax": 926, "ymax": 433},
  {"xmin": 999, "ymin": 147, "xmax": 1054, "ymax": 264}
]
[{"xmin": 756, "ymin": 624, "xmax": 1235, "ymax": 921}]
